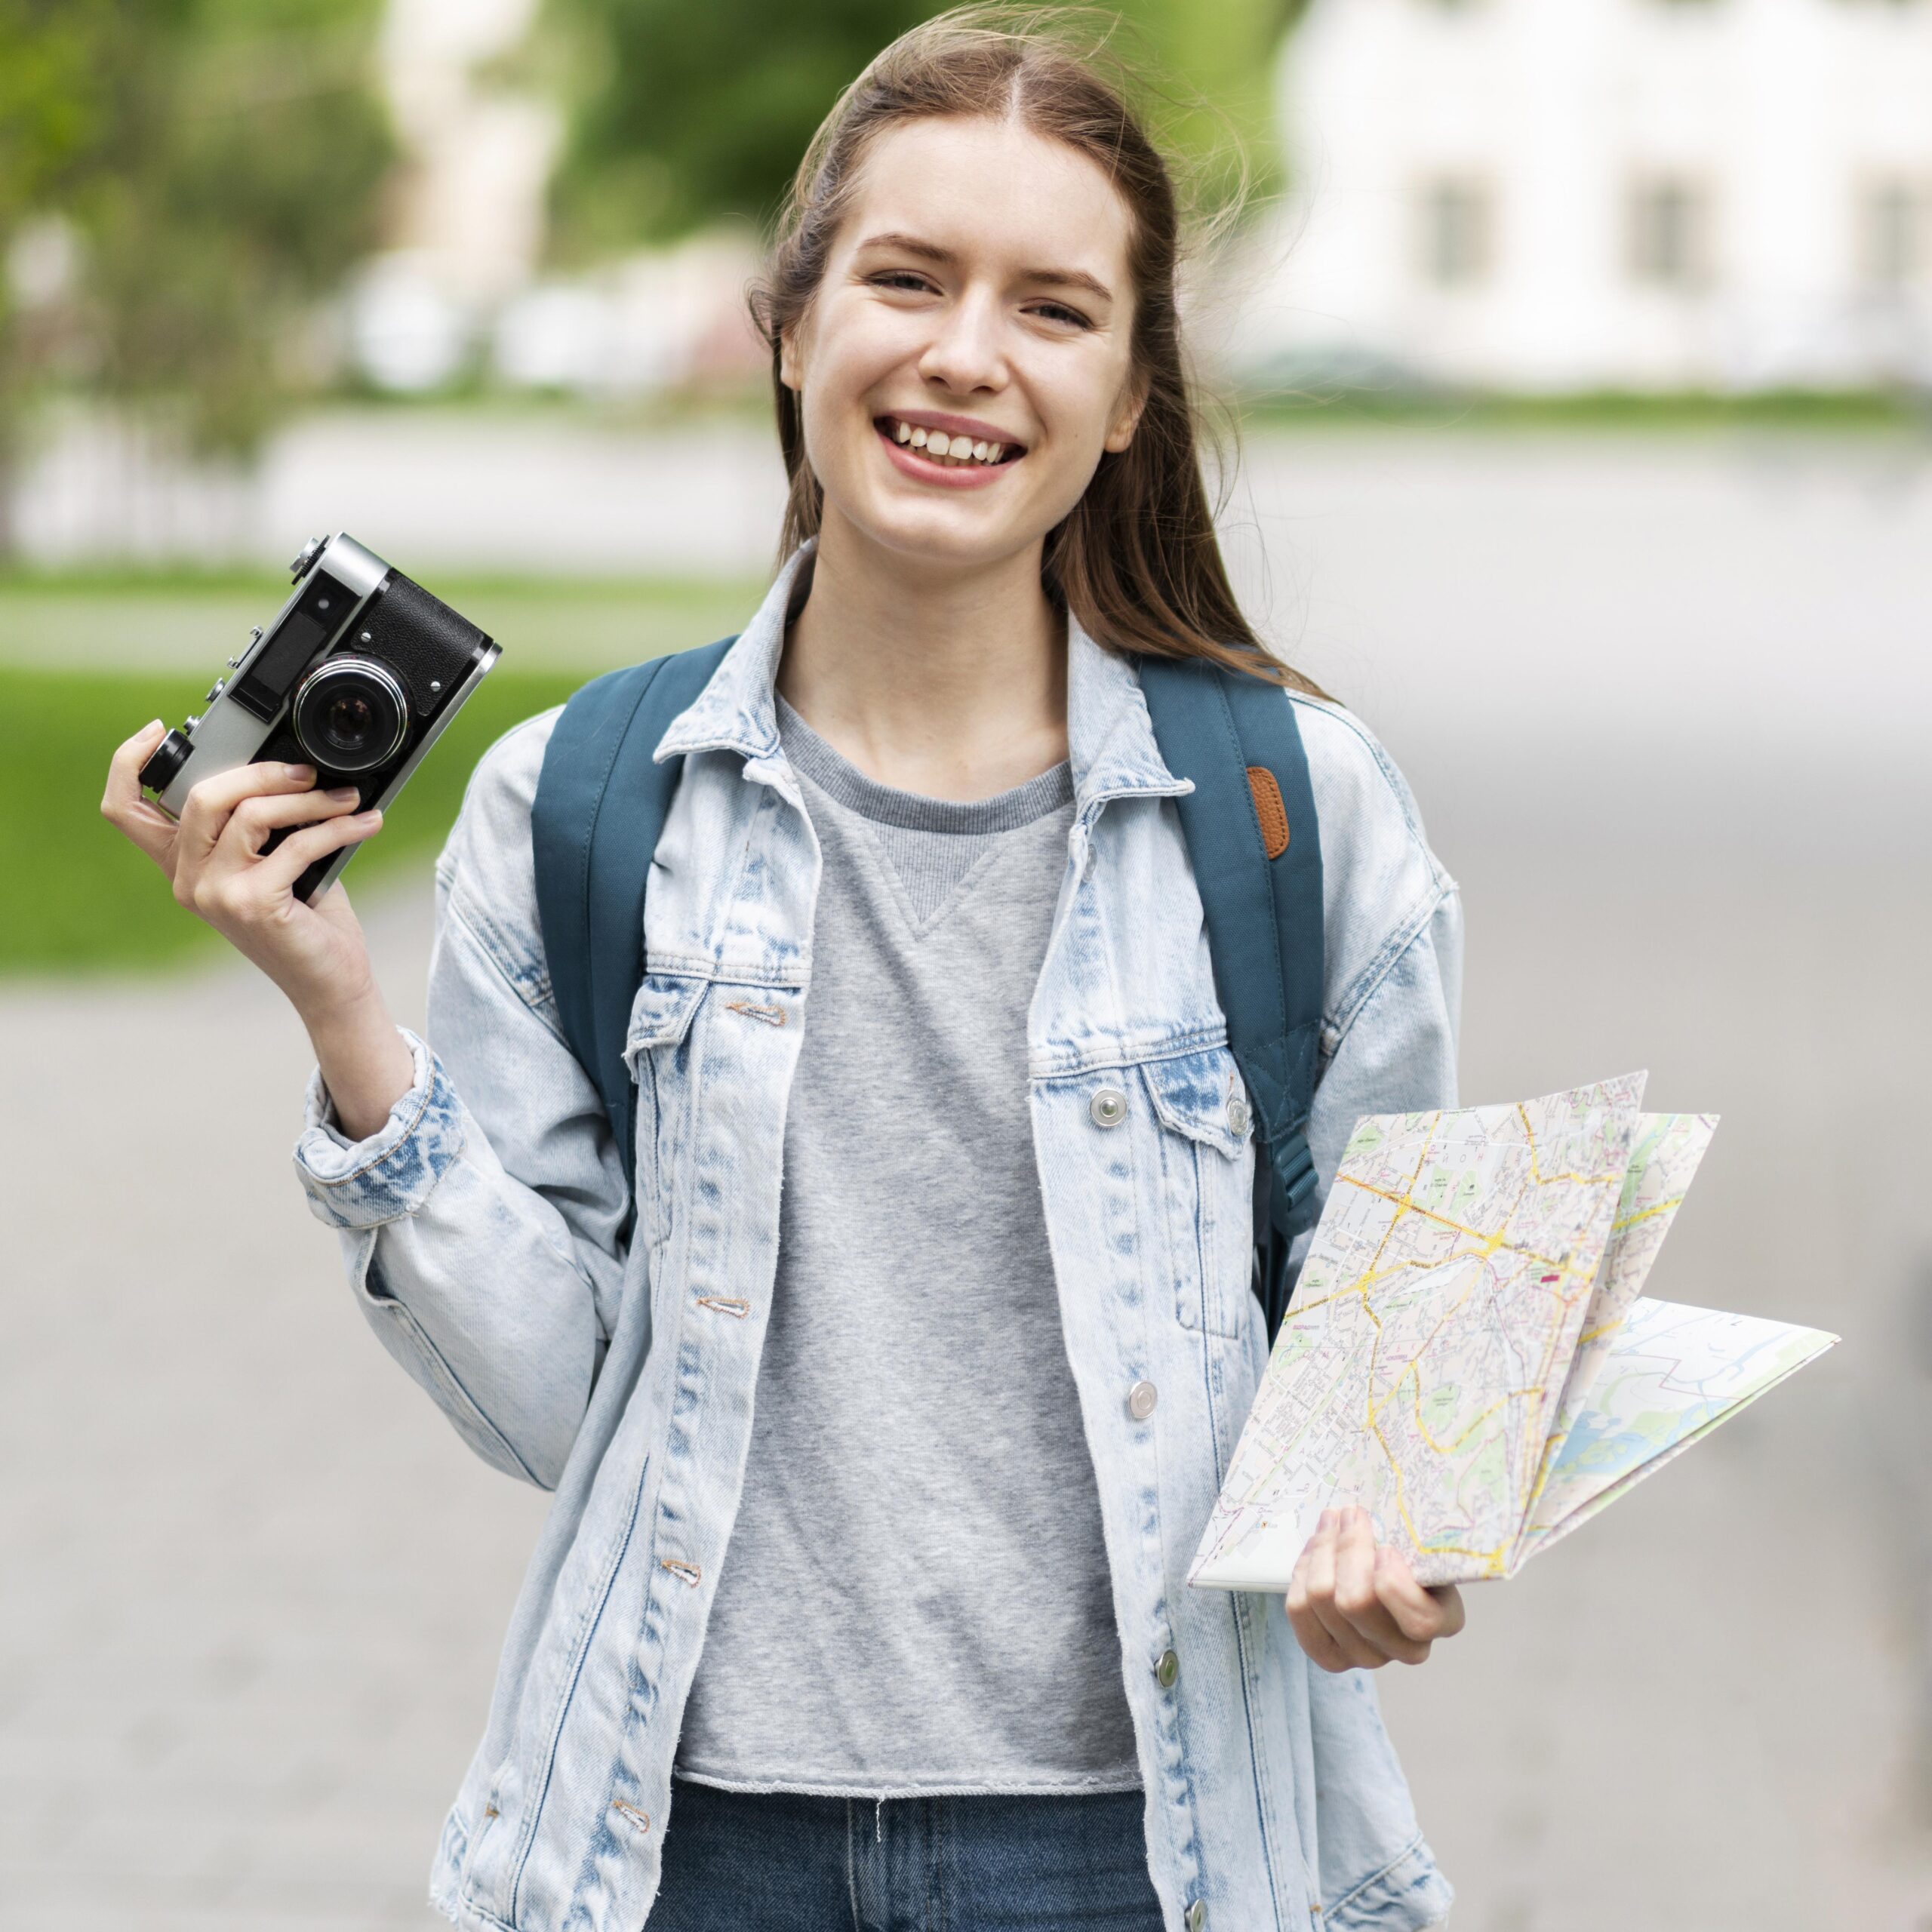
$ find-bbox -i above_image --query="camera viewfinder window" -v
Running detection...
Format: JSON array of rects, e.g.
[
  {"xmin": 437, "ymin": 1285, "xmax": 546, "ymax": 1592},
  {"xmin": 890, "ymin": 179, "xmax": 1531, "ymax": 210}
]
[{"xmin": 232, "ymin": 574, "xmax": 356, "ymax": 721}]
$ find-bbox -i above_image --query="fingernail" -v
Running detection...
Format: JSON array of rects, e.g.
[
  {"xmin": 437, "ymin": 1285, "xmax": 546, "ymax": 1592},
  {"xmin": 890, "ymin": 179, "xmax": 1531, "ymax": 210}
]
[
  {"xmin": 1318, "ymin": 1509, "xmax": 1337, "ymax": 1531},
  {"xmin": 286, "ymin": 763, "xmax": 316, "ymax": 782},
  {"xmin": 327, "ymin": 787, "xmax": 360, "ymax": 804},
  {"xmin": 358, "ymin": 809, "xmax": 383, "ymax": 826}
]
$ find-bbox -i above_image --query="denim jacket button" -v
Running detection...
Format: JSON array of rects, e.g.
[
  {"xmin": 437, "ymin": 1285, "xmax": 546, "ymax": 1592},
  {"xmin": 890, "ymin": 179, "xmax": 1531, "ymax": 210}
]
[
  {"xmin": 1155, "ymin": 1648, "xmax": 1180, "ymax": 1689},
  {"xmin": 1127, "ymin": 1380, "xmax": 1158, "ymax": 1422},
  {"xmin": 1090, "ymin": 1086, "xmax": 1128, "ymax": 1128},
  {"xmin": 1186, "ymin": 1900, "xmax": 1207, "ymax": 1931},
  {"xmin": 1226, "ymin": 1096, "xmax": 1250, "ymax": 1135}
]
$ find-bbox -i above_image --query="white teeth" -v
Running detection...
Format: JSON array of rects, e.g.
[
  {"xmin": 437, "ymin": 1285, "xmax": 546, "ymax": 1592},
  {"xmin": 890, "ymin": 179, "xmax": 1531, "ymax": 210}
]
[{"xmin": 887, "ymin": 417, "xmax": 1012, "ymax": 465}]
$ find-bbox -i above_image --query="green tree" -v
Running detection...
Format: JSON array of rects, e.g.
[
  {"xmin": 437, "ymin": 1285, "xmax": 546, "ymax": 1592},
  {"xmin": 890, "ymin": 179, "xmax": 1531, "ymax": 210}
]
[
  {"xmin": 0, "ymin": 0, "xmax": 117, "ymax": 548},
  {"xmin": 79, "ymin": 0, "xmax": 396, "ymax": 450},
  {"xmin": 0, "ymin": 0, "xmax": 394, "ymax": 549},
  {"xmin": 539, "ymin": 0, "xmax": 1304, "ymax": 258}
]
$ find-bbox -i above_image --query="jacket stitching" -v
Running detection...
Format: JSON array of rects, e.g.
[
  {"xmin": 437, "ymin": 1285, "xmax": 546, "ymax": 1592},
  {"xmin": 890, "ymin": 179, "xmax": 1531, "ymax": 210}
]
[
  {"xmin": 1324, "ymin": 885, "xmax": 1459, "ymax": 1065},
  {"xmin": 508, "ymin": 1446, "xmax": 652, "ymax": 1921},
  {"xmin": 305, "ymin": 1060, "xmax": 449, "ymax": 1192},
  {"xmin": 1324, "ymin": 1831, "xmax": 1434, "ymax": 1917},
  {"xmin": 1029, "ymin": 1021, "xmax": 1230, "ymax": 1080},
  {"xmin": 445, "ymin": 887, "xmax": 571, "ymax": 1048},
  {"xmin": 378, "ymin": 1295, "xmax": 545, "ymax": 1488}
]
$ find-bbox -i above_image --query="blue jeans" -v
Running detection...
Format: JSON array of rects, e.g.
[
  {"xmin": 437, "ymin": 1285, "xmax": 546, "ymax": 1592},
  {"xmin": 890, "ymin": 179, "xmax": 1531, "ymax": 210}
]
[{"xmin": 646, "ymin": 1774, "xmax": 1166, "ymax": 1930}]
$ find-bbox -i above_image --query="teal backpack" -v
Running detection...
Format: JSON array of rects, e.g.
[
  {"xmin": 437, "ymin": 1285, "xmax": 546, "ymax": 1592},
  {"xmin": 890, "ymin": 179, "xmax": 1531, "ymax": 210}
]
[{"xmin": 531, "ymin": 639, "xmax": 1324, "ymax": 1342}]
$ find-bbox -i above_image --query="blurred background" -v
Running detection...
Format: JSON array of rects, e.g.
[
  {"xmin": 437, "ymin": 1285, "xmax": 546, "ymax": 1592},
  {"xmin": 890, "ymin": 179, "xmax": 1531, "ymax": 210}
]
[{"xmin": 3, "ymin": 0, "xmax": 1930, "ymax": 1927}]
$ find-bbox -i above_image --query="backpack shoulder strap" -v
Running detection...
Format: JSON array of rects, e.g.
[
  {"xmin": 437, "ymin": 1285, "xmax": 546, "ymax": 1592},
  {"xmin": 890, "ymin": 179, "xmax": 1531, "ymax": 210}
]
[
  {"xmin": 1138, "ymin": 657, "xmax": 1325, "ymax": 1339},
  {"xmin": 531, "ymin": 636, "xmax": 737, "ymax": 1192}
]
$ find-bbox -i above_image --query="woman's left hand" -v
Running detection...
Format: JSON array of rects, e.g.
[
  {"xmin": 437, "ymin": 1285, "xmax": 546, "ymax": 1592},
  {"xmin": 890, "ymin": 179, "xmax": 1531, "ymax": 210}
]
[{"xmin": 1285, "ymin": 1506, "xmax": 1467, "ymax": 1671}]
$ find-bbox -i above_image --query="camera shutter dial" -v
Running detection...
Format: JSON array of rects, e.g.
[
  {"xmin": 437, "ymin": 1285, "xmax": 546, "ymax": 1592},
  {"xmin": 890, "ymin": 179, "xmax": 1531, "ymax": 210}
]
[
  {"xmin": 138, "ymin": 728, "xmax": 195, "ymax": 795},
  {"xmin": 291, "ymin": 658, "xmax": 410, "ymax": 774}
]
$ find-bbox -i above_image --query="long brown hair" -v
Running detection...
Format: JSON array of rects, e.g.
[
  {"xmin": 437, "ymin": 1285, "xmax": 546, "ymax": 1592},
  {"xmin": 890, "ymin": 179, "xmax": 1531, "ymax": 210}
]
[{"xmin": 746, "ymin": 5, "xmax": 1324, "ymax": 694}]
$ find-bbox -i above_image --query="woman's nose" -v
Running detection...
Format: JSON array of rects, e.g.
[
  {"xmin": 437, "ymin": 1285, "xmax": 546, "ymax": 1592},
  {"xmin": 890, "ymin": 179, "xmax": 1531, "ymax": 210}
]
[{"xmin": 916, "ymin": 291, "xmax": 1007, "ymax": 393}]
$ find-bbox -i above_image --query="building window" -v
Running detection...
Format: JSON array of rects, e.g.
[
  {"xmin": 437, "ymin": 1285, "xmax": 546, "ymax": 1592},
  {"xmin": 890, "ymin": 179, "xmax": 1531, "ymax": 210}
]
[
  {"xmin": 1417, "ymin": 177, "xmax": 1494, "ymax": 288},
  {"xmin": 1627, "ymin": 176, "xmax": 1713, "ymax": 290},
  {"xmin": 1859, "ymin": 178, "xmax": 1929, "ymax": 293}
]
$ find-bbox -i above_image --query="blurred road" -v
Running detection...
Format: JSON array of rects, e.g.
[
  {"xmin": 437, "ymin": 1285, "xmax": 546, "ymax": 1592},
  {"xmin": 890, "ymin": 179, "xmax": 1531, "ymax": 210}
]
[{"xmin": 5, "ymin": 432, "xmax": 1930, "ymax": 1930}]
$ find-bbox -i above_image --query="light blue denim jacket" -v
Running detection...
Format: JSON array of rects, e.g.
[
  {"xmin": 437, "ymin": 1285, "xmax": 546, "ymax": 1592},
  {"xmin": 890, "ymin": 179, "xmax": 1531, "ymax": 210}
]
[{"xmin": 294, "ymin": 537, "xmax": 1463, "ymax": 1932}]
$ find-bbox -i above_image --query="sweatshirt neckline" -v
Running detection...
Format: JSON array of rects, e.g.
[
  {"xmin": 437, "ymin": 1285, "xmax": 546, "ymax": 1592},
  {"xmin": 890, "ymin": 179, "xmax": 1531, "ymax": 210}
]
[{"xmin": 776, "ymin": 695, "xmax": 1074, "ymax": 835}]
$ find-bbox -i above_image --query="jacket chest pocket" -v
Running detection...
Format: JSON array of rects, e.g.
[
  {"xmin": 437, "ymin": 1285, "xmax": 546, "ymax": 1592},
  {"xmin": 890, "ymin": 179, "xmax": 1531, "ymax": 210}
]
[
  {"xmin": 1135, "ymin": 1045, "xmax": 1257, "ymax": 1343},
  {"xmin": 623, "ymin": 972, "xmax": 710, "ymax": 1258}
]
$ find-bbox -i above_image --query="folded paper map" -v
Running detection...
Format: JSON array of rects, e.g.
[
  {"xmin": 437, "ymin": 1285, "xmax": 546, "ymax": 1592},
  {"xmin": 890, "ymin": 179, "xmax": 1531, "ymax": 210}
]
[{"xmin": 1189, "ymin": 1075, "xmax": 1837, "ymax": 1591}]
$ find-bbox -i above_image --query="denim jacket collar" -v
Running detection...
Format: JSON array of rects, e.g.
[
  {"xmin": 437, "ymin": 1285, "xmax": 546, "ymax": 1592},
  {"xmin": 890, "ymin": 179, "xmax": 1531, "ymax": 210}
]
[{"xmin": 653, "ymin": 535, "xmax": 1191, "ymax": 820}]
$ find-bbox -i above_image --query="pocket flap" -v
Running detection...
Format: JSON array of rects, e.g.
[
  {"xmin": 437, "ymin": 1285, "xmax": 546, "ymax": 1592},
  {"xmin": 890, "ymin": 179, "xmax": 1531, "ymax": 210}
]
[
  {"xmin": 1140, "ymin": 1046, "xmax": 1251, "ymax": 1161},
  {"xmin": 623, "ymin": 971, "xmax": 708, "ymax": 1068}
]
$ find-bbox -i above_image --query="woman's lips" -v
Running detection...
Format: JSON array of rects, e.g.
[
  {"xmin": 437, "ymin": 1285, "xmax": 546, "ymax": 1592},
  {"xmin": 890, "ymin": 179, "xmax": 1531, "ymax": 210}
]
[{"xmin": 874, "ymin": 420, "xmax": 1023, "ymax": 490}]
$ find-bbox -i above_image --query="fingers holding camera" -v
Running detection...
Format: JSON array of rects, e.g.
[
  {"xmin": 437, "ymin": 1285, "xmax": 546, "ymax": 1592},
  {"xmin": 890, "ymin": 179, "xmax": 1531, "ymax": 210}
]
[
  {"xmin": 189, "ymin": 788, "xmax": 377, "ymax": 927},
  {"xmin": 101, "ymin": 721, "xmax": 183, "ymax": 868},
  {"xmin": 172, "ymin": 758, "xmax": 325, "ymax": 881},
  {"xmin": 254, "ymin": 803, "xmax": 383, "ymax": 899},
  {"xmin": 186, "ymin": 798, "xmax": 385, "ymax": 1006},
  {"xmin": 216, "ymin": 783, "xmax": 365, "ymax": 863}
]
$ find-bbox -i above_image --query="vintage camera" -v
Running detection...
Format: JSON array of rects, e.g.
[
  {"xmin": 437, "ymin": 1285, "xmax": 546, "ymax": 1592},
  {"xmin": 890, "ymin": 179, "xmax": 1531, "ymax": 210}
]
[{"xmin": 140, "ymin": 534, "xmax": 500, "ymax": 903}]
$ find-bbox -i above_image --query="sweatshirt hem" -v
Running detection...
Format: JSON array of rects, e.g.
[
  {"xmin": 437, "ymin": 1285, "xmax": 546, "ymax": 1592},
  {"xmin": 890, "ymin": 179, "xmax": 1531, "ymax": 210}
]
[{"xmin": 671, "ymin": 1760, "xmax": 1145, "ymax": 1799}]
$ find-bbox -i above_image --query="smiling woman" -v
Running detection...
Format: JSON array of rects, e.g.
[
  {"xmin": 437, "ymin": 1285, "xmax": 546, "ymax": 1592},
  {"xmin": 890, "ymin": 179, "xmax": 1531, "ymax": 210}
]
[
  {"xmin": 101, "ymin": 9, "xmax": 1464, "ymax": 1932},
  {"xmin": 747, "ymin": 20, "xmax": 1333, "ymax": 699}
]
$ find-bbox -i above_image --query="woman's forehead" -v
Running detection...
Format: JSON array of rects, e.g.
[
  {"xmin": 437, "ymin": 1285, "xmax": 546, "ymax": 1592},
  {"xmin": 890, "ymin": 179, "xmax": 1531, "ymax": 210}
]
[{"xmin": 845, "ymin": 116, "xmax": 1133, "ymax": 284}]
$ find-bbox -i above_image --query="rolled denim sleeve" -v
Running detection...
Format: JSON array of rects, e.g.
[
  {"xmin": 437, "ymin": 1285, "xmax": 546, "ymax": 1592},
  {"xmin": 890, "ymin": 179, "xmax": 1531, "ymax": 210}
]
[
  {"xmin": 291, "ymin": 708, "xmax": 632, "ymax": 1491},
  {"xmin": 296, "ymin": 1029, "xmax": 466, "ymax": 1224}
]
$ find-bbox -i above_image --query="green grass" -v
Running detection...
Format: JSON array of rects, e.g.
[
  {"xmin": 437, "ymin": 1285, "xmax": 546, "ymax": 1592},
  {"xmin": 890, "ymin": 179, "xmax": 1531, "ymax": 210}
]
[
  {"xmin": 7, "ymin": 665, "xmax": 592, "ymax": 975},
  {"xmin": 0, "ymin": 571, "xmax": 764, "ymax": 671}
]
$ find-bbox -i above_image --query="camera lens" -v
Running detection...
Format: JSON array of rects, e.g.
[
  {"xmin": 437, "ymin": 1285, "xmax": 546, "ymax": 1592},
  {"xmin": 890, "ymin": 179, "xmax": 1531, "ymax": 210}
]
[{"xmin": 292, "ymin": 658, "xmax": 408, "ymax": 774}]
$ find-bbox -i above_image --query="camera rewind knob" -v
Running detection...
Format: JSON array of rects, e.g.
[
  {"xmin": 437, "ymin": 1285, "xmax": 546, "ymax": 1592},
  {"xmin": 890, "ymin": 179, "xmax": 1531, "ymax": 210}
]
[
  {"xmin": 138, "ymin": 729, "xmax": 194, "ymax": 795},
  {"xmin": 289, "ymin": 535, "xmax": 327, "ymax": 580},
  {"xmin": 205, "ymin": 678, "xmax": 225, "ymax": 704}
]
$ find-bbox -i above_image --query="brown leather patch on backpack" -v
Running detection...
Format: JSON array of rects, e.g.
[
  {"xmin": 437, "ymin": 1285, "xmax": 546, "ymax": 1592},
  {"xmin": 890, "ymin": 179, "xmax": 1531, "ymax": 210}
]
[{"xmin": 1247, "ymin": 766, "xmax": 1290, "ymax": 860}]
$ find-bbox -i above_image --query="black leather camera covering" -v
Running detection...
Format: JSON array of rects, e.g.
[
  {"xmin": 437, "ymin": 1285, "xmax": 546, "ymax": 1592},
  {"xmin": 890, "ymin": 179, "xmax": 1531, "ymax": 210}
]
[{"xmin": 354, "ymin": 572, "xmax": 492, "ymax": 716}]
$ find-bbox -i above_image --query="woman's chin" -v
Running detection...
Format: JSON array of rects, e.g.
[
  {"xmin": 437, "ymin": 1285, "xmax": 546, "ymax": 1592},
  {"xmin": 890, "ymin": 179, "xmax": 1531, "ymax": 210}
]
[{"xmin": 831, "ymin": 491, "xmax": 1036, "ymax": 569}]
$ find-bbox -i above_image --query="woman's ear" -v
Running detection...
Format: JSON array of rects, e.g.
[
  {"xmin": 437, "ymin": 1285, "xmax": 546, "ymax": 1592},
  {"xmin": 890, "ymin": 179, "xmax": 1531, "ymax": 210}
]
[
  {"xmin": 779, "ymin": 316, "xmax": 807, "ymax": 395},
  {"xmin": 1103, "ymin": 371, "xmax": 1149, "ymax": 454}
]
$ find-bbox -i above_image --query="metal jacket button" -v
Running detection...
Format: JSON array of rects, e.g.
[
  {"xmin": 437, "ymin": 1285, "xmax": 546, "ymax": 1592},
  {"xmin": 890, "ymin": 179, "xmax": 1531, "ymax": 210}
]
[
  {"xmin": 1090, "ymin": 1087, "xmax": 1128, "ymax": 1128},
  {"xmin": 1127, "ymin": 1380, "xmax": 1158, "ymax": 1421},
  {"xmin": 1155, "ymin": 1648, "xmax": 1180, "ymax": 1688},
  {"xmin": 1226, "ymin": 1096, "xmax": 1250, "ymax": 1135},
  {"xmin": 1186, "ymin": 1901, "xmax": 1208, "ymax": 1930}
]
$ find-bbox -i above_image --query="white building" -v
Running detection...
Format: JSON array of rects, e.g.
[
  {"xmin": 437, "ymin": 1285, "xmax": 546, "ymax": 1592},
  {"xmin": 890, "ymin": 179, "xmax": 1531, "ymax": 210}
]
[
  {"xmin": 351, "ymin": 0, "xmax": 764, "ymax": 397},
  {"xmin": 348, "ymin": 0, "xmax": 558, "ymax": 389},
  {"xmin": 1226, "ymin": 0, "xmax": 1932, "ymax": 392}
]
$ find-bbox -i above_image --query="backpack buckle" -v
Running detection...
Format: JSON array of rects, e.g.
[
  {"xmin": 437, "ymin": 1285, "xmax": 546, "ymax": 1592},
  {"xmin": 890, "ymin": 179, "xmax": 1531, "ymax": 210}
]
[{"xmin": 1269, "ymin": 1125, "xmax": 1318, "ymax": 1233}]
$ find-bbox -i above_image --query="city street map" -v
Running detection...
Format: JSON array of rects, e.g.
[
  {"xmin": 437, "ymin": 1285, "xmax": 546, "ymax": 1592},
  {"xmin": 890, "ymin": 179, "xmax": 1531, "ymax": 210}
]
[{"xmin": 1189, "ymin": 1075, "xmax": 1837, "ymax": 1591}]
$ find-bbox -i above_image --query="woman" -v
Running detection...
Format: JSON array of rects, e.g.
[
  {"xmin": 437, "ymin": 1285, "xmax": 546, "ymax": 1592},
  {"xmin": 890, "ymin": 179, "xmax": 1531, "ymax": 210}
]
[{"xmin": 103, "ymin": 11, "xmax": 1465, "ymax": 1930}]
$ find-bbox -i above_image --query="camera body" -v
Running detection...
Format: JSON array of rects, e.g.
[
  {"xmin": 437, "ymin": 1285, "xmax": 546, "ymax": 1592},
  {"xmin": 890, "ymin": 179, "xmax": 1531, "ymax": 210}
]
[{"xmin": 140, "ymin": 533, "xmax": 499, "ymax": 903}]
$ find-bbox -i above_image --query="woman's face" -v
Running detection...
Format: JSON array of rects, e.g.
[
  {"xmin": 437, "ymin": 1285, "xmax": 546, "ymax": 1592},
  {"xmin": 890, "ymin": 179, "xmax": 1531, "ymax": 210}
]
[{"xmin": 780, "ymin": 115, "xmax": 1145, "ymax": 574}]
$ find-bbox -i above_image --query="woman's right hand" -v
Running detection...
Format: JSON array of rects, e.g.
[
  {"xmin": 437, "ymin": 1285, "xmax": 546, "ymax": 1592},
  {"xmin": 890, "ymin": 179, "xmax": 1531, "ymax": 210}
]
[{"xmin": 103, "ymin": 721, "xmax": 414, "ymax": 1137}]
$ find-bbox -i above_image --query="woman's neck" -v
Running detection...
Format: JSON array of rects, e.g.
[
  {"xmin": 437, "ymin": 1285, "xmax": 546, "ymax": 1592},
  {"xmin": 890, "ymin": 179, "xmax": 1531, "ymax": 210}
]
[{"xmin": 774, "ymin": 512, "xmax": 1069, "ymax": 802}]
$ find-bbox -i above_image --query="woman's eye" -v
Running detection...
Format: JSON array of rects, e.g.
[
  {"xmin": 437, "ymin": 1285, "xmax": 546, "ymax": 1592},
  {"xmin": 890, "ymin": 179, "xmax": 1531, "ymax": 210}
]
[
  {"xmin": 1032, "ymin": 302, "xmax": 1094, "ymax": 330},
  {"xmin": 870, "ymin": 272, "xmax": 932, "ymax": 293}
]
